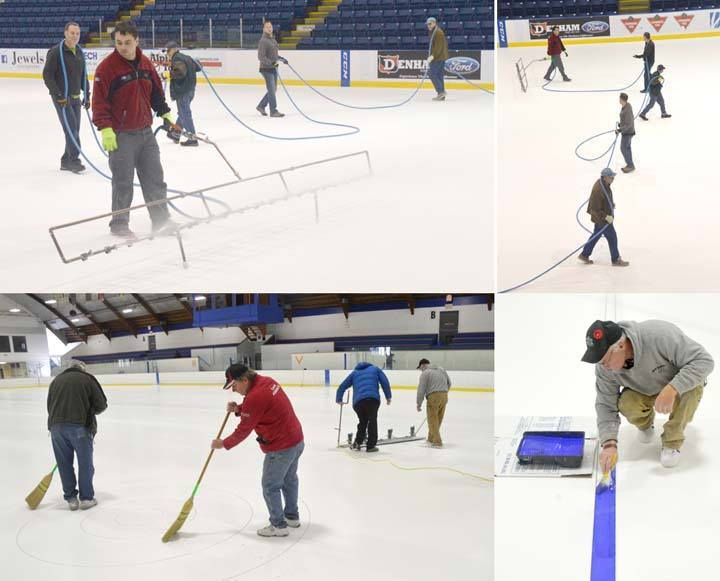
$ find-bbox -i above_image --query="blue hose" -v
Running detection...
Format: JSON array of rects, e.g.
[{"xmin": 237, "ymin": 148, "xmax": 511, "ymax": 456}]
[
  {"xmin": 57, "ymin": 41, "xmax": 230, "ymax": 221},
  {"xmin": 500, "ymin": 60, "xmax": 651, "ymax": 293}
]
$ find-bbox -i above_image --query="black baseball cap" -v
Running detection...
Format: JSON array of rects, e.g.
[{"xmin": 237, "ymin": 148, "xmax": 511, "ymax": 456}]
[
  {"xmin": 222, "ymin": 363, "xmax": 249, "ymax": 389},
  {"xmin": 581, "ymin": 320, "xmax": 623, "ymax": 364},
  {"xmin": 417, "ymin": 358, "xmax": 430, "ymax": 369}
]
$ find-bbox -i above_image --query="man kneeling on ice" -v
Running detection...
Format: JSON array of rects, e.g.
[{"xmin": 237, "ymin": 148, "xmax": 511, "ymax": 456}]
[
  {"xmin": 211, "ymin": 364, "xmax": 304, "ymax": 537},
  {"xmin": 582, "ymin": 320, "xmax": 713, "ymax": 471}
]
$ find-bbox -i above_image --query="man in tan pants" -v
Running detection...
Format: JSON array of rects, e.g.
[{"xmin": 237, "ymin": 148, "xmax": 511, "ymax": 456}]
[
  {"xmin": 582, "ymin": 319, "xmax": 713, "ymax": 469},
  {"xmin": 416, "ymin": 359, "xmax": 451, "ymax": 448}
]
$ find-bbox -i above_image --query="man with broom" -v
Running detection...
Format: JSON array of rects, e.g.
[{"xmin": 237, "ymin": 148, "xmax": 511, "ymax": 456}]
[
  {"xmin": 211, "ymin": 364, "xmax": 304, "ymax": 537},
  {"xmin": 47, "ymin": 360, "xmax": 108, "ymax": 510}
]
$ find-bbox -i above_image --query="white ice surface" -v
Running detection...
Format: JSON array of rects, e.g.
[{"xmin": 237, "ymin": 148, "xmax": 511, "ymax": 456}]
[
  {"xmin": 0, "ymin": 385, "xmax": 493, "ymax": 580},
  {"xmin": 498, "ymin": 38, "xmax": 720, "ymax": 292},
  {"xmin": 495, "ymin": 293, "xmax": 720, "ymax": 580},
  {"xmin": 0, "ymin": 79, "xmax": 492, "ymax": 291}
]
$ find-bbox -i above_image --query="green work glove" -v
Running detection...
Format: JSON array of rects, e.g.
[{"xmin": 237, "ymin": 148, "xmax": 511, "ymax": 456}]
[
  {"xmin": 161, "ymin": 112, "xmax": 180, "ymax": 133},
  {"xmin": 101, "ymin": 127, "xmax": 118, "ymax": 152}
]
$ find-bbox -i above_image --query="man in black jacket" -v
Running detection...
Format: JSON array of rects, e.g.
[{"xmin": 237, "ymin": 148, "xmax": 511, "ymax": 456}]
[
  {"xmin": 639, "ymin": 65, "xmax": 671, "ymax": 121},
  {"xmin": 42, "ymin": 22, "xmax": 90, "ymax": 173},
  {"xmin": 47, "ymin": 361, "xmax": 107, "ymax": 510},
  {"xmin": 634, "ymin": 32, "xmax": 655, "ymax": 93},
  {"xmin": 166, "ymin": 41, "xmax": 202, "ymax": 146}
]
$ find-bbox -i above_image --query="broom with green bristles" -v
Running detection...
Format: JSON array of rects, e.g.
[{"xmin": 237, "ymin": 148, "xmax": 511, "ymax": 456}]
[
  {"xmin": 25, "ymin": 465, "xmax": 58, "ymax": 509},
  {"xmin": 162, "ymin": 411, "xmax": 231, "ymax": 543}
]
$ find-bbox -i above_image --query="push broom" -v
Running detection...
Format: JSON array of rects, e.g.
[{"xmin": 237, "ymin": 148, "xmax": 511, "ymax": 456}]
[
  {"xmin": 162, "ymin": 411, "xmax": 231, "ymax": 542},
  {"xmin": 25, "ymin": 465, "xmax": 58, "ymax": 509}
]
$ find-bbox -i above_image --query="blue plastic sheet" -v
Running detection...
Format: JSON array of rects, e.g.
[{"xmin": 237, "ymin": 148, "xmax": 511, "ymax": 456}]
[
  {"xmin": 591, "ymin": 469, "xmax": 617, "ymax": 581},
  {"xmin": 517, "ymin": 432, "xmax": 585, "ymax": 457}
]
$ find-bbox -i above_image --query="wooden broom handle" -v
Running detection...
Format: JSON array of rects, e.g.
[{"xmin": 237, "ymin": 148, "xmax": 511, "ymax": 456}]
[{"xmin": 194, "ymin": 411, "xmax": 231, "ymax": 492}]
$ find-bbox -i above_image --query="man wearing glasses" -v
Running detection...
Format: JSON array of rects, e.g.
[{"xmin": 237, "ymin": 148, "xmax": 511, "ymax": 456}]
[{"xmin": 582, "ymin": 320, "xmax": 713, "ymax": 470}]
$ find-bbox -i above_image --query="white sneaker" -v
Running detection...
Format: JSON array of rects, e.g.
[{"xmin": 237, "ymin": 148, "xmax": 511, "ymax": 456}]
[
  {"xmin": 67, "ymin": 498, "xmax": 79, "ymax": 511},
  {"xmin": 79, "ymin": 499, "xmax": 97, "ymax": 510},
  {"xmin": 638, "ymin": 426, "xmax": 655, "ymax": 443},
  {"xmin": 430, "ymin": 443, "xmax": 443, "ymax": 449},
  {"xmin": 257, "ymin": 525, "xmax": 289, "ymax": 537},
  {"xmin": 660, "ymin": 448, "xmax": 681, "ymax": 468},
  {"xmin": 286, "ymin": 518, "xmax": 300, "ymax": 528}
]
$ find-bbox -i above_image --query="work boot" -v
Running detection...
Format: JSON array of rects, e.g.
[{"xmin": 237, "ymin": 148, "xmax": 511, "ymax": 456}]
[
  {"xmin": 660, "ymin": 448, "xmax": 680, "ymax": 468},
  {"xmin": 67, "ymin": 498, "xmax": 79, "ymax": 511},
  {"xmin": 257, "ymin": 525, "xmax": 289, "ymax": 537},
  {"xmin": 661, "ymin": 113, "xmax": 672, "ymax": 118},
  {"xmin": 543, "ymin": 76, "xmax": 551, "ymax": 81},
  {"xmin": 350, "ymin": 442, "xmax": 361, "ymax": 451},
  {"xmin": 61, "ymin": 161, "xmax": 84, "ymax": 174},
  {"xmin": 270, "ymin": 110, "xmax": 285, "ymax": 118},
  {"xmin": 180, "ymin": 139, "xmax": 198, "ymax": 147},
  {"xmin": 79, "ymin": 499, "xmax": 98, "ymax": 510},
  {"xmin": 562, "ymin": 77, "xmax": 571, "ymax": 82},
  {"xmin": 578, "ymin": 254, "xmax": 593, "ymax": 265},
  {"xmin": 152, "ymin": 219, "xmax": 179, "ymax": 236},
  {"xmin": 366, "ymin": 447, "xmax": 379, "ymax": 453},
  {"xmin": 639, "ymin": 114, "xmax": 648, "ymax": 121},
  {"xmin": 638, "ymin": 425, "xmax": 655, "ymax": 443},
  {"xmin": 640, "ymin": 89, "xmax": 648, "ymax": 93},
  {"xmin": 256, "ymin": 105, "xmax": 268, "ymax": 116},
  {"xmin": 612, "ymin": 258, "xmax": 630, "ymax": 267},
  {"xmin": 110, "ymin": 225, "xmax": 138, "ymax": 240},
  {"xmin": 621, "ymin": 166, "xmax": 635, "ymax": 173}
]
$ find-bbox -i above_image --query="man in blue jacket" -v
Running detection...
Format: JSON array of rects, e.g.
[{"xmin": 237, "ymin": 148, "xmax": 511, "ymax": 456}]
[{"xmin": 336, "ymin": 362, "xmax": 392, "ymax": 452}]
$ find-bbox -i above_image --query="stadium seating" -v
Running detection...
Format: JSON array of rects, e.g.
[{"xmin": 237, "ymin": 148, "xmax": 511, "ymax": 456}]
[
  {"xmin": 0, "ymin": 0, "xmax": 493, "ymax": 50},
  {"xmin": 298, "ymin": 1, "xmax": 493, "ymax": 51},
  {"xmin": 498, "ymin": 0, "xmax": 719, "ymax": 19},
  {"xmin": 0, "ymin": 1, "xmax": 127, "ymax": 48}
]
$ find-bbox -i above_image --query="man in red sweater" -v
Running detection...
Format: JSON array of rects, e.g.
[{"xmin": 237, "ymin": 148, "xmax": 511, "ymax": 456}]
[
  {"xmin": 543, "ymin": 26, "xmax": 571, "ymax": 82},
  {"xmin": 211, "ymin": 364, "xmax": 305, "ymax": 537},
  {"xmin": 92, "ymin": 20, "xmax": 179, "ymax": 239}
]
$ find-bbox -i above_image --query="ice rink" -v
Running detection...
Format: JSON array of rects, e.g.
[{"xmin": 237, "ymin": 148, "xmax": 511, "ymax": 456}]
[
  {"xmin": 494, "ymin": 293, "xmax": 720, "ymax": 580},
  {"xmin": 0, "ymin": 77, "xmax": 492, "ymax": 291},
  {"xmin": 1, "ymin": 383, "xmax": 492, "ymax": 580},
  {"xmin": 498, "ymin": 38, "xmax": 720, "ymax": 292}
]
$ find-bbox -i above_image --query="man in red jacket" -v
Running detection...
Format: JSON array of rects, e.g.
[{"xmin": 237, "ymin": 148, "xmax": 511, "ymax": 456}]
[
  {"xmin": 92, "ymin": 20, "xmax": 179, "ymax": 239},
  {"xmin": 211, "ymin": 364, "xmax": 305, "ymax": 537},
  {"xmin": 543, "ymin": 26, "xmax": 571, "ymax": 82}
]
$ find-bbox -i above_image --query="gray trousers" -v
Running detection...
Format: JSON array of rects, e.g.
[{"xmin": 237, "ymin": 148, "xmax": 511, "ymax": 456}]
[
  {"xmin": 545, "ymin": 54, "xmax": 568, "ymax": 80},
  {"xmin": 108, "ymin": 127, "xmax": 170, "ymax": 230}
]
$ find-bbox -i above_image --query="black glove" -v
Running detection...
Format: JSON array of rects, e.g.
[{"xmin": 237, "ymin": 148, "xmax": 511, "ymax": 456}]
[
  {"xmin": 633, "ymin": 54, "xmax": 642, "ymax": 59},
  {"xmin": 83, "ymin": 98, "xmax": 91, "ymax": 110},
  {"xmin": 278, "ymin": 56, "xmax": 288, "ymax": 64}
]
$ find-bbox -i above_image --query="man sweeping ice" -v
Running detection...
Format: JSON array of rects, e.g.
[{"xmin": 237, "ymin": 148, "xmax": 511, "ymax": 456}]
[
  {"xmin": 582, "ymin": 320, "xmax": 713, "ymax": 470},
  {"xmin": 211, "ymin": 364, "xmax": 304, "ymax": 537}
]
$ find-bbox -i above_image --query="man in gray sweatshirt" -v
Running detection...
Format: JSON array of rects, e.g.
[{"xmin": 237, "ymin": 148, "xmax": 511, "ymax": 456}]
[
  {"xmin": 417, "ymin": 358, "xmax": 452, "ymax": 448},
  {"xmin": 582, "ymin": 320, "xmax": 713, "ymax": 469},
  {"xmin": 616, "ymin": 93, "xmax": 636, "ymax": 173},
  {"xmin": 256, "ymin": 20, "xmax": 287, "ymax": 118}
]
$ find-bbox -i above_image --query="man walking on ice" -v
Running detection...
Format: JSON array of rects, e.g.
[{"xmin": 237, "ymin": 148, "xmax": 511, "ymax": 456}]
[
  {"xmin": 543, "ymin": 26, "xmax": 570, "ymax": 82},
  {"xmin": 582, "ymin": 320, "xmax": 713, "ymax": 471}
]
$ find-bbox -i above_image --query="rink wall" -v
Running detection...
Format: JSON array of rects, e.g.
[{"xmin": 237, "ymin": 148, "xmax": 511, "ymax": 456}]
[
  {"xmin": 498, "ymin": 8, "xmax": 720, "ymax": 47},
  {"xmin": 0, "ymin": 369, "xmax": 494, "ymax": 392},
  {"xmin": 0, "ymin": 47, "xmax": 494, "ymax": 90}
]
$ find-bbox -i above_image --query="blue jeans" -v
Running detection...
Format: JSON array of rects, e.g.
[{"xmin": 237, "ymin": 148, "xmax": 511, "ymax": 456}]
[
  {"xmin": 429, "ymin": 60, "xmax": 445, "ymax": 95},
  {"xmin": 620, "ymin": 134, "xmax": 634, "ymax": 168},
  {"xmin": 176, "ymin": 90, "xmax": 196, "ymax": 134},
  {"xmin": 581, "ymin": 222, "xmax": 620, "ymax": 263},
  {"xmin": 262, "ymin": 440, "xmax": 304, "ymax": 527},
  {"xmin": 52, "ymin": 98, "xmax": 82, "ymax": 164},
  {"xmin": 258, "ymin": 70, "xmax": 278, "ymax": 113},
  {"xmin": 641, "ymin": 92, "xmax": 667, "ymax": 116},
  {"xmin": 50, "ymin": 423, "xmax": 95, "ymax": 501}
]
